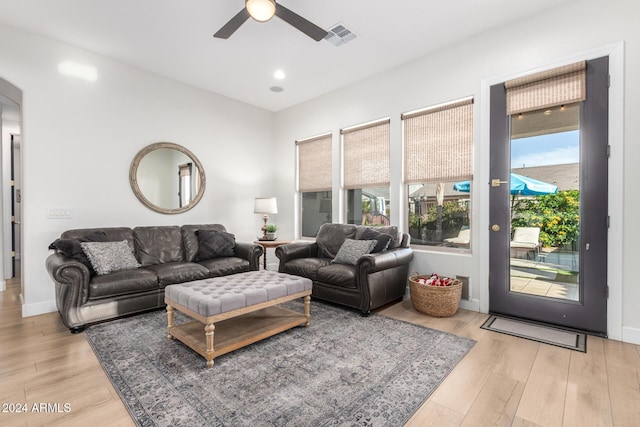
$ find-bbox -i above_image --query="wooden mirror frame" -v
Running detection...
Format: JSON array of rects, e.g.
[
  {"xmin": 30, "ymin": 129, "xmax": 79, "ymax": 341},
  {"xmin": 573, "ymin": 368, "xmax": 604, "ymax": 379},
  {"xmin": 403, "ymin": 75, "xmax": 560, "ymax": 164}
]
[{"xmin": 129, "ymin": 142, "xmax": 206, "ymax": 214}]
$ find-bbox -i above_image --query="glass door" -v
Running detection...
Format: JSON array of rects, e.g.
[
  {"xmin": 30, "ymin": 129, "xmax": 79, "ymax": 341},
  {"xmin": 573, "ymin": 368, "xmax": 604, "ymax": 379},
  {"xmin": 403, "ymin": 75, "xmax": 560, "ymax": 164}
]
[
  {"xmin": 489, "ymin": 57, "xmax": 609, "ymax": 335},
  {"xmin": 509, "ymin": 105, "xmax": 580, "ymax": 302}
]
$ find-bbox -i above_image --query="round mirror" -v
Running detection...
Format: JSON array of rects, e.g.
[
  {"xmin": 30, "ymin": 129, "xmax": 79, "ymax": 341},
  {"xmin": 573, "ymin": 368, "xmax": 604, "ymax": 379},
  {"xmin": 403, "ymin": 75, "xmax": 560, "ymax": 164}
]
[{"xmin": 130, "ymin": 142, "xmax": 206, "ymax": 214}]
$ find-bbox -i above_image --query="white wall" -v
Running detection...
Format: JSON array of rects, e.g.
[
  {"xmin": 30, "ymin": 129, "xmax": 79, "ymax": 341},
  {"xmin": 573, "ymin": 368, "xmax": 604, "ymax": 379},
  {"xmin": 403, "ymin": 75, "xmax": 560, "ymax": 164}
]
[
  {"xmin": 274, "ymin": 0, "xmax": 639, "ymax": 342},
  {"xmin": 0, "ymin": 24, "xmax": 275, "ymax": 316}
]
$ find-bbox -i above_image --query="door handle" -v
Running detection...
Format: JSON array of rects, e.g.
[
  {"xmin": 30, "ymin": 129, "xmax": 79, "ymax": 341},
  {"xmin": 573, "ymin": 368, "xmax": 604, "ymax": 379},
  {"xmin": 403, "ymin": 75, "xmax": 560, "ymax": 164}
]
[{"xmin": 491, "ymin": 178, "xmax": 508, "ymax": 187}]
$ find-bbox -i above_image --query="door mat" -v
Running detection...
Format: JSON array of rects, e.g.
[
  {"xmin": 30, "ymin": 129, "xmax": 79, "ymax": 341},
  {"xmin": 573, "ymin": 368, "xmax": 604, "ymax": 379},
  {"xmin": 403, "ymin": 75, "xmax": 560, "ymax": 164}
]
[{"xmin": 481, "ymin": 315, "xmax": 587, "ymax": 352}]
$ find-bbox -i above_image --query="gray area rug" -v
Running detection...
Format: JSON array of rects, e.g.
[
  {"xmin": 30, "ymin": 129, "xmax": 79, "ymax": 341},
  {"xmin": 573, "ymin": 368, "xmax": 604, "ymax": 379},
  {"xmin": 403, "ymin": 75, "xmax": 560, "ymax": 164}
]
[
  {"xmin": 481, "ymin": 315, "xmax": 586, "ymax": 352},
  {"xmin": 85, "ymin": 300, "xmax": 476, "ymax": 426}
]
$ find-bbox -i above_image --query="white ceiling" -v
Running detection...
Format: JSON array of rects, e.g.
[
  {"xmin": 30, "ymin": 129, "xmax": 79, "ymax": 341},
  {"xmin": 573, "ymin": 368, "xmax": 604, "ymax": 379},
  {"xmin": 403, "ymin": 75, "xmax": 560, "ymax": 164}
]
[{"xmin": 0, "ymin": 0, "xmax": 572, "ymax": 112}]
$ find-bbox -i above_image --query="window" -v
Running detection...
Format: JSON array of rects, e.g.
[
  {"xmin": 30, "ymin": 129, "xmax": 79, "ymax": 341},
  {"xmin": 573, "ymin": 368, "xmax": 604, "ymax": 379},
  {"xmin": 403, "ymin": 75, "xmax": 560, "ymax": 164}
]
[
  {"xmin": 403, "ymin": 98, "xmax": 473, "ymax": 249},
  {"xmin": 341, "ymin": 119, "xmax": 390, "ymax": 225},
  {"xmin": 297, "ymin": 134, "xmax": 332, "ymax": 237}
]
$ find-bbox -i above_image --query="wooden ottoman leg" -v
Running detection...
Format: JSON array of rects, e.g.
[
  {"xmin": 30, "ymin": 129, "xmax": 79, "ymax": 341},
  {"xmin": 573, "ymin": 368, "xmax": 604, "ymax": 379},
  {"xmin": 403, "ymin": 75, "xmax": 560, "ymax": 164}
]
[
  {"xmin": 166, "ymin": 304, "xmax": 174, "ymax": 340},
  {"xmin": 205, "ymin": 322, "xmax": 215, "ymax": 368},
  {"xmin": 304, "ymin": 295, "xmax": 311, "ymax": 327}
]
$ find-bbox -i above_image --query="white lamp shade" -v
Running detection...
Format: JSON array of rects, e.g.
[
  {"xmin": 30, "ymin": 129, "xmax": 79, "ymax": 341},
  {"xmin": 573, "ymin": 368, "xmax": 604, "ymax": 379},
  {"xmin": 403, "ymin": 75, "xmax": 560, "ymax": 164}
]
[
  {"xmin": 246, "ymin": 0, "xmax": 276, "ymax": 22},
  {"xmin": 254, "ymin": 197, "xmax": 278, "ymax": 214}
]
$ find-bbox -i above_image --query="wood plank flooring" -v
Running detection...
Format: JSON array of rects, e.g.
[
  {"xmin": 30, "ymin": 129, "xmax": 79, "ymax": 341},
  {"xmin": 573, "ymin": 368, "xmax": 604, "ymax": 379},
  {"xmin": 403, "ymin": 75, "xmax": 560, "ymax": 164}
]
[{"xmin": 2, "ymin": 277, "xmax": 639, "ymax": 426}]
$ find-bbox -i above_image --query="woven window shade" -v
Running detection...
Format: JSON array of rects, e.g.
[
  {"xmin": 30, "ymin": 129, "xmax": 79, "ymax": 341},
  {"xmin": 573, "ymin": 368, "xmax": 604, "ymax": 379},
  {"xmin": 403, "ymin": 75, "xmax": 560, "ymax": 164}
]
[
  {"xmin": 403, "ymin": 98, "xmax": 473, "ymax": 184},
  {"xmin": 297, "ymin": 134, "xmax": 332, "ymax": 192},
  {"xmin": 505, "ymin": 61, "xmax": 586, "ymax": 115},
  {"xmin": 341, "ymin": 119, "xmax": 390, "ymax": 189}
]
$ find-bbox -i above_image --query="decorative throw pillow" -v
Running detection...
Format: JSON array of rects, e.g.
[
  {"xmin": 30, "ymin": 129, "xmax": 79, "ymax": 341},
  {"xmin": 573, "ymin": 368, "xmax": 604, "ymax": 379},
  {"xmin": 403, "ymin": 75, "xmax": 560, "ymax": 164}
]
[
  {"xmin": 194, "ymin": 229, "xmax": 236, "ymax": 261},
  {"xmin": 357, "ymin": 227, "xmax": 393, "ymax": 253},
  {"xmin": 356, "ymin": 225, "xmax": 401, "ymax": 249},
  {"xmin": 80, "ymin": 240, "xmax": 141, "ymax": 275},
  {"xmin": 332, "ymin": 239, "xmax": 377, "ymax": 265},
  {"xmin": 48, "ymin": 231, "xmax": 108, "ymax": 275}
]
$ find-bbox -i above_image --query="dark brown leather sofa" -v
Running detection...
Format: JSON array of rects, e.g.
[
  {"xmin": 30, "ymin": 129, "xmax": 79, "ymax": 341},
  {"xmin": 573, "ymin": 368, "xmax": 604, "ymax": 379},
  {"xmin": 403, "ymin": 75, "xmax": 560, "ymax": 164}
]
[
  {"xmin": 275, "ymin": 223, "xmax": 413, "ymax": 315},
  {"xmin": 46, "ymin": 224, "xmax": 262, "ymax": 332}
]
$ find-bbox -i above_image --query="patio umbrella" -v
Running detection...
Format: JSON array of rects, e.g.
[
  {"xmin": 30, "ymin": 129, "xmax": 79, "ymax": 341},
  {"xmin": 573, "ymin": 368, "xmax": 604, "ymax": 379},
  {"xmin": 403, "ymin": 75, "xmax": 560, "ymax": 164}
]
[{"xmin": 453, "ymin": 173, "xmax": 558, "ymax": 196}]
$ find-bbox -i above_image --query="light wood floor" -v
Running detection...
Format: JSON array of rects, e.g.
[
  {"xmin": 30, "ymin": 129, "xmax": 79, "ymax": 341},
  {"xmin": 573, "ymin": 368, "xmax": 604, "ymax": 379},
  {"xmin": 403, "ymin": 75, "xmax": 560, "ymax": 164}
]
[{"xmin": 2, "ymin": 277, "xmax": 639, "ymax": 426}]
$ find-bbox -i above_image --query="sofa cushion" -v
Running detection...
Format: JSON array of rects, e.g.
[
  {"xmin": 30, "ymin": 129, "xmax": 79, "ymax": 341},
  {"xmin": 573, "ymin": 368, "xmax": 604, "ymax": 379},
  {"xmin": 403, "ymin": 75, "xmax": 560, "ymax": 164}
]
[
  {"xmin": 61, "ymin": 227, "xmax": 134, "ymax": 246},
  {"xmin": 281, "ymin": 257, "xmax": 332, "ymax": 281},
  {"xmin": 332, "ymin": 239, "xmax": 376, "ymax": 265},
  {"xmin": 198, "ymin": 257, "xmax": 250, "ymax": 277},
  {"xmin": 194, "ymin": 229, "xmax": 235, "ymax": 260},
  {"xmin": 356, "ymin": 225, "xmax": 402, "ymax": 249},
  {"xmin": 143, "ymin": 261, "xmax": 208, "ymax": 287},
  {"xmin": 49, "ymin": 230, "xmax": 108, "ymax": 274},
  {"xmin": 182, "ymin": 224, "xmax": 228, "ymax": 262},
  {"xmin": 355, "ymin": 227, "xmax": 392, "ymax": 253},
  {"xmin": 62, "ymin": 227, "xmax": 137, "ymax": 258},
  {"xmin": 317, "ymin": 264, "xmax": 357, "ymax": 288},
  {"xmin": 88, "ymin": 268, "xmax": 159, "ymax": 300},
  {"xmin": 316, "ymin": 223, "xmax": 357, "ymax": 258},
  {"xmin": 80, "ymin": 240, "xmax": 142, "ymax": 275},
  {"xmin": 134, "ymin": 226, "xmax": 184, "ymax": 267}
]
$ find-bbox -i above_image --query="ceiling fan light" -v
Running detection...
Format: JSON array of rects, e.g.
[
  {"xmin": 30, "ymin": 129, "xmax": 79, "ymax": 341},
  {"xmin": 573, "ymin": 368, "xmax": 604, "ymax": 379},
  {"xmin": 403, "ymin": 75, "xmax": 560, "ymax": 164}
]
[{"xmin": 246, "ymin": 0, "xmax": 276, "ymax": 22}]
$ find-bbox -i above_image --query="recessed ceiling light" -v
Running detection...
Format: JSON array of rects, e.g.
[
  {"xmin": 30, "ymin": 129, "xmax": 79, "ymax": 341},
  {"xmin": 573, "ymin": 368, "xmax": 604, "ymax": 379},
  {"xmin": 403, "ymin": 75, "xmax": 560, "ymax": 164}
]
[
  {"xmin": 270, "ymin": 86, "xmax": 284, "ymax": 92},
  {"xmin": 274, "ymin": 70, "xmax": 286, "ymax": 80}
]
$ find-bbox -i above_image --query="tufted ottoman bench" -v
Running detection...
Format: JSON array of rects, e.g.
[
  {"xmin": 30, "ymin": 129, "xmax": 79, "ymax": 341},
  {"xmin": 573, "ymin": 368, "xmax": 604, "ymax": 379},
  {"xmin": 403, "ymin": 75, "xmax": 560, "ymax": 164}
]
[{"xmin": 164, "ymin": 270, "xmax": 312, "ymax": 367}]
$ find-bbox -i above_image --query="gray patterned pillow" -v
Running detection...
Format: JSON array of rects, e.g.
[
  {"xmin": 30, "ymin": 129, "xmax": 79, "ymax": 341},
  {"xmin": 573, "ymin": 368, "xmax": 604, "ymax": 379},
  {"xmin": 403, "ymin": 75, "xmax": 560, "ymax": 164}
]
[
  {"xmin": 80, "ymin": 240, "xmax": 141, "ymax": 275},
  {"xmin": 331, "ymin": 239, "xmax": 377, "ymax": 265}
]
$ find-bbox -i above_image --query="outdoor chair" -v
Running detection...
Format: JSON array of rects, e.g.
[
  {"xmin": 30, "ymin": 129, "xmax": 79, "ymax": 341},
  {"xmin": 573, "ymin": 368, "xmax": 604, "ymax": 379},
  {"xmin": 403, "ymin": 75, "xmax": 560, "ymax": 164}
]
[
  {"xmin": 443, "ymin": 227, "xmax": 470, "ymax": 247},
  {"xmin": 510, "ymin": 226, "xmax": 541, "ymax": 260}
]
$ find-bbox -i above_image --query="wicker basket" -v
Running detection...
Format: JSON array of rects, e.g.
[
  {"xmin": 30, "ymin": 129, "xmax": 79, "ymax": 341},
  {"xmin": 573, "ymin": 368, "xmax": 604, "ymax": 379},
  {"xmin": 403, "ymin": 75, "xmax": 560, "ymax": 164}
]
[{"xmin": 409, "ymin": 275, "xmax": 463, "ymax": 317}]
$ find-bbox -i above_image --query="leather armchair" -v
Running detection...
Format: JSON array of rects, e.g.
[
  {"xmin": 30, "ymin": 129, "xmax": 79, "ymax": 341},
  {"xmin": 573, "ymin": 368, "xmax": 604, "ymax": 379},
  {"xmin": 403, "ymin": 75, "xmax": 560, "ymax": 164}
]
[{"xmin": 276, "ymin": 224, "xmax": 413, "ymax": 314}]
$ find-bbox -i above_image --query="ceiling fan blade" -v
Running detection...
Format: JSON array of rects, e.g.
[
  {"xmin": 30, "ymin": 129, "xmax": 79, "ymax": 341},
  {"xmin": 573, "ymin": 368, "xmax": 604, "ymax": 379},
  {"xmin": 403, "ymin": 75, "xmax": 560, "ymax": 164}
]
[
  {"xmin": 274, "ymin": 4, "xmax": 328, "ymax": 41},
  {"xmin": 213, "ymin": 8, "xmax": 251, "ymax": 39}
]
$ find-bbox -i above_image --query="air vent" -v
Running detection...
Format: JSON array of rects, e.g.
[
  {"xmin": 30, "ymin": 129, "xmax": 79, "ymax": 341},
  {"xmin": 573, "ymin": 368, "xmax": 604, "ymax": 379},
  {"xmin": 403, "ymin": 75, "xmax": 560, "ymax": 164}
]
[
  {"xmin": 324, "ymin": 23, "xmax": 357, "ymax": 47},
  {"xmin": 457, "ymin": 276, "xmax": 471, "ymax": 301}
]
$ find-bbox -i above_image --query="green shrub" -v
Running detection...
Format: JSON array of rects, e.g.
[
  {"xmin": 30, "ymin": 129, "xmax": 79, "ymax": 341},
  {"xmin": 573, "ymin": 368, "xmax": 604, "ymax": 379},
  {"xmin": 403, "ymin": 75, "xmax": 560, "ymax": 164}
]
[
  {"xmin": 409, "ymin": 201, "xmax": 470, "ymax": 242},
  {"xmin": 511, "ymin": 190, "xmax": 579, "ymax": 248}
]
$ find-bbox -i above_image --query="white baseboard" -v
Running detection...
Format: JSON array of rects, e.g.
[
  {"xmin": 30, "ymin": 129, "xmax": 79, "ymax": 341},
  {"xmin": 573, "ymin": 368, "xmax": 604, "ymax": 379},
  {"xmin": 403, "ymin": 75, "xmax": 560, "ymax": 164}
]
[
  {"xmin": 0, "ymin": 279, "xmax": 5, "ymax": 291},
  {"xmin": 22, "ymin": 299, "xmax": 57, "ymax": 317},
  {"xmin": 622, "ymin": 326, "xmax": 640, "ymax": 345}
]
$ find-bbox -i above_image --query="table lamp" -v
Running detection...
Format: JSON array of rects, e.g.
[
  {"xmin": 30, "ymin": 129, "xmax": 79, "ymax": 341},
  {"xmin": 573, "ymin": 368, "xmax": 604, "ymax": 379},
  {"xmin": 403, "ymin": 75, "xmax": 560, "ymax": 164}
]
[{"xmin": 254, "ymin": 197, "xmax": 278, "ymax": 240}]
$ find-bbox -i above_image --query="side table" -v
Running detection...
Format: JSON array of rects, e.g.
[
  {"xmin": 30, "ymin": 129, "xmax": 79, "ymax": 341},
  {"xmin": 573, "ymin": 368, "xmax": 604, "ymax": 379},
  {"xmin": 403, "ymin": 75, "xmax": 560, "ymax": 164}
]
[{"xmin": 254, "ymin": 240, "xmax": 291, "ymax": 270}]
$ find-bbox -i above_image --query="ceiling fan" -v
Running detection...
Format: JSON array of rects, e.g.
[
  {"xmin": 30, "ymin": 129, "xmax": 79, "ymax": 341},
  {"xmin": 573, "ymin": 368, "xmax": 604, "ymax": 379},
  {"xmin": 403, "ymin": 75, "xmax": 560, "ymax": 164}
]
[{"xmin": 214, "ymin": 0, "xmax": 328, "ymax": 41}]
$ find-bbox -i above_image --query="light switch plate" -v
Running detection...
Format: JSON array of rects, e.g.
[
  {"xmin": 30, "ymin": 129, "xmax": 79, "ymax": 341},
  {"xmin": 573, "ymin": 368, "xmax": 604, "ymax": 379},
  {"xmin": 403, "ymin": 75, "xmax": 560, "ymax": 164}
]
[{"xmin": 47, "ymin": 208, "xmax": 73, "ymax": 219}]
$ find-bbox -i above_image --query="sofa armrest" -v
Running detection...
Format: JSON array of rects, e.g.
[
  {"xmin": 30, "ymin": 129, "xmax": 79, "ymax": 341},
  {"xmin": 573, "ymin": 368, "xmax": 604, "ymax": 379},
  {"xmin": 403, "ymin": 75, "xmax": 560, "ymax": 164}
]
[
  {"xmin": 356, "ymin": 247, "xmax": 414, "ymax": 313},
  {"xmin": 234, "ymin": 242, "xmax": 263, "ymax": 271},
  {"xmin": 275, "ymin": 242, "xmax": 319, "ymax": 270},
  {"xmin": 356, "ymin": 247, "xmax": 414, "ymax": 274},
  {"xmin": 46, "ymin": 253, "xmax": 92, "ymax": 328}
]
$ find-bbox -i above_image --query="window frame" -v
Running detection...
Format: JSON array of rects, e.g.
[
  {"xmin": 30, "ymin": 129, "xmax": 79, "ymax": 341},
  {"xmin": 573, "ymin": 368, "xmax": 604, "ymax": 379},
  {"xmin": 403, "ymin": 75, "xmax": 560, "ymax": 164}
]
[{"xmin": 402, "ymin": 97, "xmax": 474, "ymax": 253}]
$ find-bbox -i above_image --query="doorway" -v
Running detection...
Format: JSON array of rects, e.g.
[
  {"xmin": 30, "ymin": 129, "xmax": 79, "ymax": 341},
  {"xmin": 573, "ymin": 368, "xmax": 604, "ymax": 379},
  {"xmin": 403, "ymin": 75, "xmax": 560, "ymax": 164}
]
[
  {"xmin": 489, "ymin": 57, "xmax": 609, "ymax": 335},
  {"xmin": 0, "ymin": 77, "xmax": 23, "ymax": 292}
]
